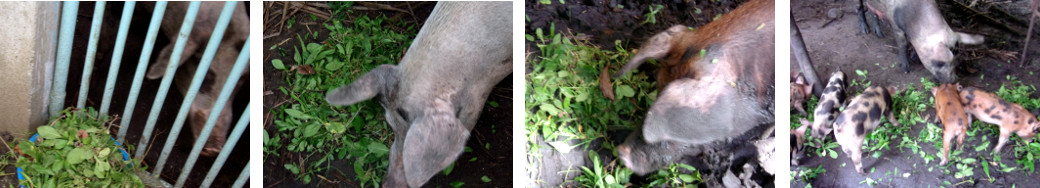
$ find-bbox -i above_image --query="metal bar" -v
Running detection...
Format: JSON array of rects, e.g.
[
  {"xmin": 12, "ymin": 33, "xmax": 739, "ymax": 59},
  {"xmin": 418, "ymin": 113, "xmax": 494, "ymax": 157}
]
[
  {"xmin": 232, "ymin": 163, "xmax": 250, "ymax": 188},
  {"xmin": 135, "ymin": 1, "xmax": 200, "ymax": 160},
  {"xmin": 50, "ymin": 1, "xmax": 79, "ymax": 117},
  {"xmin": 76, "ymin": 2, "xmax": 106, "ymax": 109},
  {"xmin": 119, "ymin": 1, "xmax": 166, "ymax": 143},
  {"xmin": 200, "ymin": 103, "xmax": 250, "ymax": 187},
  {"xmin": 154, "ymin": 1, "xmax": 237, "ymax": 176},
  {"xmin": 100, "ymin": 2, "xmax": 136, "ymax": 115}
]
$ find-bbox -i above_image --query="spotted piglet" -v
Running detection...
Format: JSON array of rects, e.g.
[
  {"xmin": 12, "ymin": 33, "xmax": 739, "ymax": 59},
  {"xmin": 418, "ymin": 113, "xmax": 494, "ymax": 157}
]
[
  {"xmin": 959, "ymin": 87, "xmax": 1040, "ymax": 153},
  {"xmin": 931, "ymin": 83, "xmax": 969, "ymax": 165},
  {"xmin": 834, "ymin": 86, "xmax": 900, "ymax": 174},
  {"xmin": 809, "ymin": 71, "xmax": 846, "ymax": 139},
  {"xmin": 791, "ymin": 72, "xmax": 813, "ymax": 115}
]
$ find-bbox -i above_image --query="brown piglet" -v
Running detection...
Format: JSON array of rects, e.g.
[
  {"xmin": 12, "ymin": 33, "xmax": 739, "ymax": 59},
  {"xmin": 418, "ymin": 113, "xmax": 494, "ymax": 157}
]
[{"xmin": 931, "ymin": 83, "xmax": 969, "ymax": 165}]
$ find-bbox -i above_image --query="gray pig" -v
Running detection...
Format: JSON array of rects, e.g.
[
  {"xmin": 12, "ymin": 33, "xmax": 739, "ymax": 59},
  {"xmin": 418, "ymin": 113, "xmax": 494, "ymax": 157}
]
[
  {"xmin": 833, "ymin": 85, "xmax": 900, "ymax": 174},
  {"xmin": 142, "ymin": 1, "xmax": 249, "ymax": 157},
  {"xmin": 324, "ymin": 2, "xmax": 511, "ymax": 187},
  {"xmin": 858, "ymin": 0, "xmax": 984, "ymax": 83},
  {"xmin": 614, "ymin": 0, "xmax": 774, "ymax": 175}
]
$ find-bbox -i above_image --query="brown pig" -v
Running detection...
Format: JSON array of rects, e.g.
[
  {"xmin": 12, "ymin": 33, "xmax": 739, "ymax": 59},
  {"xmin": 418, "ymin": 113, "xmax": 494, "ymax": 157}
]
[
  {"xmin": 931, "ymin": 83, "xmax": 969, "ymax": 165},
  {"xmin": 959, "ymin": 87, "xmax": 1040, "ymax": 153},
  {"xmin": 834, "ymin": 85, "xmax": 900, "ymax": 174}
]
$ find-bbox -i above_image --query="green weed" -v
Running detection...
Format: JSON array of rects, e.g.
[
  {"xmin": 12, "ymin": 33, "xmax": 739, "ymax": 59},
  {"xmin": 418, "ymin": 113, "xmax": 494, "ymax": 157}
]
[
  {"xmin": 14, "ymin": 108, "xmax": 145, "ymax": 187},
  {"xmin": 267, "ymin": 15, "xmax": 416, "ymax": 186}
]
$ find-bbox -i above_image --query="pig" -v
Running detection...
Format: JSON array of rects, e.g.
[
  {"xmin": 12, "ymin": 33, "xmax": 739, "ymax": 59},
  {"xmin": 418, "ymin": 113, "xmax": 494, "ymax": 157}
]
[
  {"xmin": 142, "ymin": 2, "xmax": 249, "ymax": 157},
  {"xmin": 858, "ymin": 0, "xmax": 985, "ymax": 83},
  {"xmin": 833, "ymin": 85, "xmax": 900, "ymax": 174},
  {"xmin": 791, "ymin": 72, "xmax": 813, "ymax": 115},
  {"xmin": 324, "ymin": 2, "xmax": 511, "ymax": 187},
  {"xmin": 958, "ymin": 87, "xmax": 1040, "ymax": 153},
  {"xmin": 809, "ymin": 71, "xmax": 847, "ymax": 139},
  {"xmin": 613, "ymin": 0, "xmax": 774, "ymax": 176},
  {"xmin": 932, "ymin": 83, "xmax": 969, "ymax": 165}
]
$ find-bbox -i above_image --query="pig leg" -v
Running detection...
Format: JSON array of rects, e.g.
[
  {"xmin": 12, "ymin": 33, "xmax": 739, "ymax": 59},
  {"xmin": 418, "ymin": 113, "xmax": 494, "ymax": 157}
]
[
  {"xmin": 857, "ymin": 0, "xmax": 871, "ymax": 35},
  {"xmin": 848, "ymin": 138, "xmax": 866, "ymax": 174},
  {"xmin": 993, "ymin": 128, "xmax": 1011, "ymax": 153},
  {"xmin": 940, "ymin": 128, "xmax": 954, "ymax": 165},
  {"xmin": 895, "ymin": 33, "xmax": 912, "ymax": 73},
  {"xmin": 857, "ymin": 0, "xmax": 884, "ymax": 37}
]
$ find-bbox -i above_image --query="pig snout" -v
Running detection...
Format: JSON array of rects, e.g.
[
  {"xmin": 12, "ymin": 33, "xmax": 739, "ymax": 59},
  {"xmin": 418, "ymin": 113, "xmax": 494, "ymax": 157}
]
[
  {"xmin": 617, "ymin": 132, "xmax": 695, "ymax": 175},
  {"xmin": 189, "ymin": 100, "xmax": 232, "ymax": 157}
]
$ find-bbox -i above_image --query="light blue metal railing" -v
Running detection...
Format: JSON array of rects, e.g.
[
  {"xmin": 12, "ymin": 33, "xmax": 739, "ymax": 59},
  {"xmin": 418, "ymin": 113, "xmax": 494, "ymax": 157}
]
[{"xmin": 49, "ymin": 1, "xmax": 250, "ymax": 187}]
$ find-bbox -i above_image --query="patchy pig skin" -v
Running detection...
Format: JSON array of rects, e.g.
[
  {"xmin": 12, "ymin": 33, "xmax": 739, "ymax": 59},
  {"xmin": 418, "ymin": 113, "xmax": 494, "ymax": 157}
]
[
  {"xmin": 810, "ymin": 71, "xmax": 846, "ymax": 139},
  {"xmin": 932, "ymin": 83, "xmax": 969, "ymax": 165},
  {"xmin": 614, "ymin": 0, "xmax": 774, "ymax": 175},
  {"xmin": 858, "ymin": 0, "xmax": 984, "ymax": 83},
  {"xmin": 834, "ymin": 86, "xmax": 900, "ymax": 174},
  {"xmin": 959, "ymin": 87, "xmax": 1040, "ymax": 153},
  {"xmin": 791, "ymin": 72, "xmax": 813, "ymax": 115}
]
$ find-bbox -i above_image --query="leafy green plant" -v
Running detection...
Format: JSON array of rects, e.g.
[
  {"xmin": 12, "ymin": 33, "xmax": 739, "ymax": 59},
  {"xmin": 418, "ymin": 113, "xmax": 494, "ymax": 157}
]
[
  {"xmin": 575, "ymin": 151, "xmax": 631, "ymax": 188},
  {"xmin": 646, "ymin": 162, "xmax": 702, "ymax": 187},
  {"xmin": 643, "ymin": 4, "xmax": 664, "ymax": 25},
  {"xmin": 15, "ymin": 108, "xmax": 144, "ymax": 187},
  {"xmin": 794, "ymin": 164, "xmax": 826, "ymax": 183},
  {"xmin": 267, "ymin": 15, "xmax": 416, "ymax": 185}
]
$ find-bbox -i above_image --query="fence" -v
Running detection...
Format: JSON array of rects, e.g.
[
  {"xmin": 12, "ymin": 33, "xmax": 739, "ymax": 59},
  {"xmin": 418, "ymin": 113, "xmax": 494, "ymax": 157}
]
[{"xmin": 47, "ymin": 1, "xmax": 249, "ymax": 187}]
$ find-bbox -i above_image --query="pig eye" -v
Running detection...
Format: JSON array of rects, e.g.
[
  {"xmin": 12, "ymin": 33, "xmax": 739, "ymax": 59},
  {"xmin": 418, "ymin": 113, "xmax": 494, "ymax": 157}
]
[
  {"xmin": 397, "ymin": 108, "xmax": 409, "ymax": 122},
  {"xmin": 934, "ymin": 61, "xmax": 946, "ymax": 68}
]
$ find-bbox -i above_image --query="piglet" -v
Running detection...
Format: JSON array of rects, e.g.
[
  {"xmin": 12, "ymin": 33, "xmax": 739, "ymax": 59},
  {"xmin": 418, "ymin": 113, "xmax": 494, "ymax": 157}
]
[
  {"xmin": 142, "ymin": 2, "xmax": 249, "ymax": 157},
  {"xmin": 834, "ymin": 85, "xmax": 900, "ymax": 174},
  {"xmin": 932, "ymin": 83, "xmax": 969, "ymax": 165},
  {"xmin": 959, "ymin": 87, "xmax": 1040, "ymax": 153},
  {"xmin": 792, "ymin": 120, "xmax": 808, "ymax": 166},
  {"xmin": 809, "ymin": 71, "xmax": 847, "ymax": 139},
  {"xmin": 325, "ymin": 2, "xmax": 511, "ymax": 187},
  {"xmin": 613, "ymin": 0, "xmax": 774, "ymax": 175},
  {"xmin": 858, "ymin": 0, "xmax": 984, "ymax": 83},
  {"xmin": 791, "ymin": 72, "xmax": 813, "ymax": 115}
]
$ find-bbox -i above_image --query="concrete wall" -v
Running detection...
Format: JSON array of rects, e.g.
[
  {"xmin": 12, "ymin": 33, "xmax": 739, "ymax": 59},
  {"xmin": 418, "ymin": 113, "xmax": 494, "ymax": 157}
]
[{"xmin": 0, "ymin": 2, "xmax": 59, "ymax": 139}]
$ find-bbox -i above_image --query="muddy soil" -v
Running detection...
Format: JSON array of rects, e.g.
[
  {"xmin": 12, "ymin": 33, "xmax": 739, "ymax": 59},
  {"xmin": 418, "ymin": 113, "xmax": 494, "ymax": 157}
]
[
  {"xmin": 261, "ymin": 2, "xmax": 513, "ymax": 187},
  {"xmin": 526, "ymin": 0, "xmax": 777, "ymax": 187},
  {"xmin": 792, "ymin": 0, "xmax": 1040, "ymax": 187}
]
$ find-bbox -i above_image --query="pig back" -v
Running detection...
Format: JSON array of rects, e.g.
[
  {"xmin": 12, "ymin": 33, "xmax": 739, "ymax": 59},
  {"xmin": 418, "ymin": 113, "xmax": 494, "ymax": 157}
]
[{"xmin": 396, "ymin": 1, "xmax": 512, "ymax": 129}]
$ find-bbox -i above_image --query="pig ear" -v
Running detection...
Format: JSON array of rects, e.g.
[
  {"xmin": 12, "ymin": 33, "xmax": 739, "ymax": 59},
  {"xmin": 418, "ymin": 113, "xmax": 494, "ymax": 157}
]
[
  {"xmin": 931, "ymin": 87, "xmax": 938, "ymax": 96},
  {"xmin": 613, "ymin": 25, "xmax": 688, "ymax": 78},
  {"xmin": 326, "ymin": 65, "xmax": 399, "ymax": 106},
  {"xmin": 147, "ymin": 41, "xmax": 200, "ymax": 79},
  {"xmin": 402, "ymin": 113, "xmax": 469, "ymax": 188},
  {"xmin": 955, "ymin": 32, "xmax": 985, "ymax": 45}
]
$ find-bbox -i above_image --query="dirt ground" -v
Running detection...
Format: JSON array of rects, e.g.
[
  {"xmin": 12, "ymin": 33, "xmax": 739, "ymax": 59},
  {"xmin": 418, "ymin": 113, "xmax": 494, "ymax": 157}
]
[
  {"xmin": 261, "ymin": 2, "xmax": 513, "ymax": 187},
  {"xmin": 792, "ymin": 0, "xmax": 1040, "ymax": 187}
]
